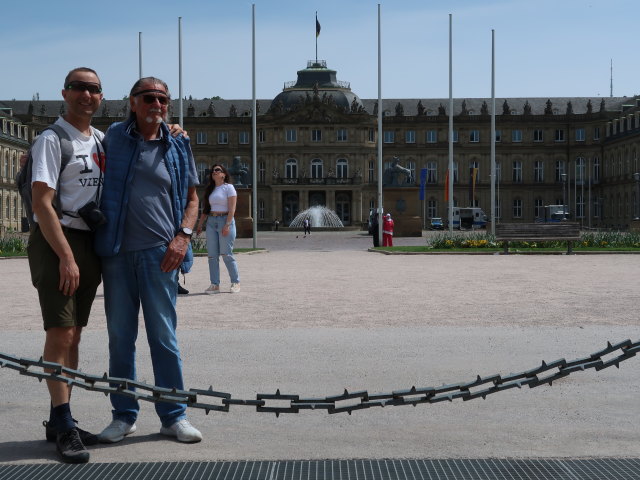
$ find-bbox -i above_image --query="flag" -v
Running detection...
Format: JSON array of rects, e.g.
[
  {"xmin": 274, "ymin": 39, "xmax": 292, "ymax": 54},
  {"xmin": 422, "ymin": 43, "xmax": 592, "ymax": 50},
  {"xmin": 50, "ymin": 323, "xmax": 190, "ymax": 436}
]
[
  {"xmin": 444, "ymin": 169, "xmax": 449, "ymax": 202},
  {"xmin": 469, "ymin": 167, "xmax": 478, "ymax": 204},
  {"xmin": 316, "ymin": 16, "xmax": 321, "ymax": 37},
  {"xmin": 419, "ymin": 168, "xmax": 427, "ymax": 201}
]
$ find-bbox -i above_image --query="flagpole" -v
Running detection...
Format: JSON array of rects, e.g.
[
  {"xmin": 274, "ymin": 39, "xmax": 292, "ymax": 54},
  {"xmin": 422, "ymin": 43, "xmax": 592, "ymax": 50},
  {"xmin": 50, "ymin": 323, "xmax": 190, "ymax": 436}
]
[
  {"xmin": 138, "ymin": 32, "xmax": 143, "ymax": 78},
  {"xmin": 490, "ymin": 29, "xmax": 496, "ymax": 235},
  {"xmin": 178, "ymin": 17, "xmax": 183, "ymax": 127},
  {"xmin": 252, "ymin": 4, "xmax": 258, "ymax": 248},
  {"xmin": 448, "ymin": 14, "xmax": 454, "ymax": 233},
  {"xmin": 377, "ymin": 4, "xmax": 383, "ymax": 243},
  {"xmin": 315, "ymin": 12, "xmax": 318, "ymax": 63}
]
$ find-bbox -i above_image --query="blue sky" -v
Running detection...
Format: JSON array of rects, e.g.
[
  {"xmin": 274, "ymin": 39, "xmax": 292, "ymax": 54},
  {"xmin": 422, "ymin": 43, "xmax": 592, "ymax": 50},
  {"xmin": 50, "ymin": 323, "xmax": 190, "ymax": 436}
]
[{"xmin": 3, "ymin": 0, "xmax": 638, "ymax": 101}]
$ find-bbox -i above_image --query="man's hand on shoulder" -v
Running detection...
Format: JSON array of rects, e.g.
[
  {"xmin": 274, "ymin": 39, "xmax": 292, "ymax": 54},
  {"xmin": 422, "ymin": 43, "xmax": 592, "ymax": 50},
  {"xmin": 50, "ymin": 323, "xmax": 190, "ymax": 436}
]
[{"xmin": 168, "ymin": 124, "xmax": 188, "ymax": 138}]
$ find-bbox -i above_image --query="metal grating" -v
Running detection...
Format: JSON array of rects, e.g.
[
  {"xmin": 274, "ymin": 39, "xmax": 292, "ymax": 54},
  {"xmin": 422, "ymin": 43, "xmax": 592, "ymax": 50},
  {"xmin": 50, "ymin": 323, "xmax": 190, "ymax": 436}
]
[{"xmin": 1, "ymin": 459, "xmax": 640, "ymax": 480}]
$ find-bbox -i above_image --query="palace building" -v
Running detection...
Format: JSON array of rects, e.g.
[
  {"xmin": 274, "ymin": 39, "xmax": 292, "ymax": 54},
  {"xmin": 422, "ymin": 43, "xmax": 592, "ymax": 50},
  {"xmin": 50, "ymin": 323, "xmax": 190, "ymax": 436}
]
[{"xmin": 2, "ymin": 60, "xmax": 639, "ymax": 232}]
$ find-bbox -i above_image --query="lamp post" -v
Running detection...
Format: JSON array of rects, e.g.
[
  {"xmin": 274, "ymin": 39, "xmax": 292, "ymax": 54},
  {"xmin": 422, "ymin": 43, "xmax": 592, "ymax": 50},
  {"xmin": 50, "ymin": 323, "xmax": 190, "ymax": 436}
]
[
  {"xmin": 633, "ymin": 172, "xmax": 640, "ymax": 220},
  {"xmin": 561, "ymin": 173, "xmax": 568, "ymax": 221}
]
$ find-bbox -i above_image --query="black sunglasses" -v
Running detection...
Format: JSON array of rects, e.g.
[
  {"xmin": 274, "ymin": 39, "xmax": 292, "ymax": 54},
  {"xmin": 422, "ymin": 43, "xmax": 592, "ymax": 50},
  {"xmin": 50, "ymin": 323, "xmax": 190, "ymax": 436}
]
[
  {"xmin": 212, "ymin": 168, "xmax": 223, "ymax": 173},
  {"xmin": 140, "ymin": 94, "xmax": 169, "ymax": 105},
  {"xmin": 65, "ymin": 81, "xmax": 102, "ymax": 94}
]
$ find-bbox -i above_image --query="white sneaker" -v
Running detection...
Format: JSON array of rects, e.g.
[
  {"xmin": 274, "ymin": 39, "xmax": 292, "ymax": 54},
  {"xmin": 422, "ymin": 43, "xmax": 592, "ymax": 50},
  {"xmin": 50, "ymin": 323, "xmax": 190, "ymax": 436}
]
[
  {"xmin": 230, "ymin": 283, "xmax": 241, "ymax": 293},
  {"xmin": 160, "ymin": 419, "xmax": 202, "ymax": 443},
  {"xmin": 98, "ymin": 420, "xmax": 136, "ymax": 444},
  {"xmin": 204, "ymin": 284, "xmax": 220, "ymax": 294}
]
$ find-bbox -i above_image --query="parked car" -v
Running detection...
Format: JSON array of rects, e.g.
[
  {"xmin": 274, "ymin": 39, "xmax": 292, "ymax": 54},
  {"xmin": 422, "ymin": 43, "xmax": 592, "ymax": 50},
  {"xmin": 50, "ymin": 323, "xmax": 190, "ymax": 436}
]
[{"xmin": 430, "ymin": 217, "xmax": 444, "ymax": 230}]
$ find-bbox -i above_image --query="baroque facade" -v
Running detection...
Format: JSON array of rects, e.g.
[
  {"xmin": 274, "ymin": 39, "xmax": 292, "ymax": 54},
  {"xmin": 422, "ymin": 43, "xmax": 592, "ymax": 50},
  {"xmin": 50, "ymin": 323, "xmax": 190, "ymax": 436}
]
[
  {"xmin": 0, "ymin": 108, "xmax": 30, "ymax": 233},
  {"xmin": 2, "ymin": 60, "xmax": 639, "ymax": 231}
]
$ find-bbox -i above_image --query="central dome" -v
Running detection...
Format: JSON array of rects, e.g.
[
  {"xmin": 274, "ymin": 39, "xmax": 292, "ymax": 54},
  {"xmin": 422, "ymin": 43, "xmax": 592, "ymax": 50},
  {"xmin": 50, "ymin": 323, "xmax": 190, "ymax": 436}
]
[{"xmin": 269, "ymin": 60, "xmax": 364, "ymax": 113}]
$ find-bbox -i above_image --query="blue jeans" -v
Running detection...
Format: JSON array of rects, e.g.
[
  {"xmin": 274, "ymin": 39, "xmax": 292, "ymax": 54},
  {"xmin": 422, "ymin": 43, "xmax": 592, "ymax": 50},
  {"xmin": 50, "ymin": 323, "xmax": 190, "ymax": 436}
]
[
  {"xmin": 206, "ymin": 216, "xmax": 240, "ymax": 284},
  {"xmin": 102, "ymin": 245, "xmax": 186, "ymax": 428}
]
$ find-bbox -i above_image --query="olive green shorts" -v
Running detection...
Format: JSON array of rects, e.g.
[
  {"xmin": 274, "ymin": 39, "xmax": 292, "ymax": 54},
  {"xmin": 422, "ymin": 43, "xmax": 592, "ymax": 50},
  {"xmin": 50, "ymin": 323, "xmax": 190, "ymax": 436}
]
[{"xmin": 27, "ymin": 225, "xmax": 102, "ymax": 330}]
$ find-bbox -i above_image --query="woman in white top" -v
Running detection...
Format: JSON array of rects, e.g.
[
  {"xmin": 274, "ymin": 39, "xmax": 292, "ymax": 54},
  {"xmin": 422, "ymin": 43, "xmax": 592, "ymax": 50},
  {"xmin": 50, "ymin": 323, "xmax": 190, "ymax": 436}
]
[{"xmin": 196, "ymin": 164, "xmax": 240, "ymax": 293}]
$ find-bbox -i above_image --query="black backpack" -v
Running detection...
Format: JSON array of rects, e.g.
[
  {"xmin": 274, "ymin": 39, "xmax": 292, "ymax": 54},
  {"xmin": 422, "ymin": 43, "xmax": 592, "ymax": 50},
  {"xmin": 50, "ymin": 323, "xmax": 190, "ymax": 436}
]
[{"xmin": 16, "ymin": 124, "xmax": 74, "ymax": 229}]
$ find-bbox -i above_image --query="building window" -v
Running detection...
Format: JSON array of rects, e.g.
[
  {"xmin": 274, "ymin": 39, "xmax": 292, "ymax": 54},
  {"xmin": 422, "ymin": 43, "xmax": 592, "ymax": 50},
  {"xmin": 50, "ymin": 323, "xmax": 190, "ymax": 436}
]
[
  {"xmin": 239, "ymin": 131, "xmax": 249, "ymax": 144},
  {"xmin": 196, "ymin": 162, "xmax": 208, "ymax": 184},
  {"xmin": 593, "ymin": 157, "xmax": 600, "ymax": 183},
  {"xmin": 383, "ymin": 131, "xmax": 395, "ymax": 143},
  {"xmin": 513, "ymin": 199, "xmax": 523, "ymax": 218},
  {"xmin": 426, "ymin": 130, "xmax": 437, "ymax": 143},
  {"xmin": 555, "ymin": 160, "xmax": 566, "ymax": 182},
  {"xmin": 258, "ymin": 129, "xmax": 266, "ymax": 143},
  {"xmin": 470, "ymin": 161, "xmax": 480, "ymax": 183},
  {"xmin": 469, "ymin": 130, "xmax": 480, "ymax": 143},
  {"xmin": 575, "ymin": 128, "xmax": 585, "ymax": 142},
  {"xmin": 286, "ymin": 128, "xmax": 297, "ymax": 142},
  {"xmin": 196, "ymin": 132, "xmax": 207, "ymax": 145},
  {"xmin": 593, "ymin": 127, "xmax": 600, "ymax": 140},
  {"xmin": 534, "ymin": 198, "xmax": 544, "ymax": 219},
  {"xmin": 577, "ymin": 195, "xmax": 585, "ymax": 219},
  {"xmin": 512, "ymin": 161, "xmax": 522, "ymax": 183},
  {"xmin": 453, "ymin": 161, "xmax": 459, "ymax": 183},
  {"xmin": 533, "ymin": 129, "xmax": 543, "ymax": 142},
  {"xmin": 555, "ymin": 129, "xmax": 565, "ymax": 142},
  {"xmin": 285, "ymin": 158, "xmax": 297, "ymax": 178},
  {"xmin": 406, "ymin": 160, "xmax": 416, "ymax": 183},
  {"xmin": 405, "ymin": 130, "xmax": 416, "ymax": 144},
  {"xmin": 337, "ymin": 129, "xmax": 348, "ymax": 142},
  {"xmin": 575, "ymin": 157, "xmax": 586, "ymax": 184},
  {"xmin": 534, "ymin": 161, "xmax": 544, "ymax": 183},
  {"xmin": 337, "ymin": 158, "xmax": 348, "ymax": 178},
  {"xmin": 450, "ymin": 130, "xmax": 459, "ymax": 143},
  {"xmin": 217, "ymin": 131, "xmax": 228, "ymax": 144},
  {"xmin": 368, "ymin": 160, "xmax": 375, "ymax": 182},
  {"xmin": 311, "ymin": 129, "xmax": 322, "ymax": 142},
  {"xmin": 311, "ymin": 158, "xmax": 323, "ymax": 179},
  {"xmin": 368, "ymin": 128, "xmax": 375, "ymax": 143},
  {"xmin": 258, "ymin": 161, "xmax": 266, "ymax": 184},
  {"xmin": 427, "ymin": 199, "xmax": 437, "ymax": 219},
  {"xmin": 258, "ymin": 199, "xmax": 265, "ymax": 220},
  {"xmin": 512, "ymin": 130, "xmax": 522, "ymax": 142},
  {"xmin": 495, "ymin": 130, "xmax": 502, "ymax": 142},
  {"xmin": 426, "ymin": 161, "xmax": 437, "ymax": 183},
  {"xmin": 495, "ymin": 162, "xmax": 501, "ymax": 183}
]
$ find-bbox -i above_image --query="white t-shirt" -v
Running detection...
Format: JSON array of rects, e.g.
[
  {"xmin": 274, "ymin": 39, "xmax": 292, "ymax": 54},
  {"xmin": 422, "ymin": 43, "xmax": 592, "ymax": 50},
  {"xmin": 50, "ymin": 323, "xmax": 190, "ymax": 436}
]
[
  {"xmin": 31, "ymin": 117, "xmax": 105, "ymax": 230},
  {"xmin": 208, "ymin": 183, "xmax": 237, "ymax": 212}
]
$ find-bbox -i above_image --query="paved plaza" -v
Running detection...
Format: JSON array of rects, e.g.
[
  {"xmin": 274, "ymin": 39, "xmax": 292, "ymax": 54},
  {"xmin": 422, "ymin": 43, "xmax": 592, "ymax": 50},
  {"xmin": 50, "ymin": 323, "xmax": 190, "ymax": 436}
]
[{"xmin": 0, "ymin": 230, "xmax": 639, "ymax": 465}]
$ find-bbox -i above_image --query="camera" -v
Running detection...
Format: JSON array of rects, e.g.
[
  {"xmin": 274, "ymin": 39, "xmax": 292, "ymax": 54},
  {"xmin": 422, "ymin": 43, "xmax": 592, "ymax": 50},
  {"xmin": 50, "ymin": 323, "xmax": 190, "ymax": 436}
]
[{"xmin": 77, "ymin": 201, "xmax": 107, "ymax": 231}]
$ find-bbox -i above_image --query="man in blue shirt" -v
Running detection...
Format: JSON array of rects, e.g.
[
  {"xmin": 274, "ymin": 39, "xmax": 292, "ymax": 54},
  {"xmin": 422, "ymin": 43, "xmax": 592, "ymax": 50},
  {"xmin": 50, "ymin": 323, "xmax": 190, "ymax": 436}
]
[{"xmin": 95, "ymin": 77, "xmax": 201, "ymax": 444}]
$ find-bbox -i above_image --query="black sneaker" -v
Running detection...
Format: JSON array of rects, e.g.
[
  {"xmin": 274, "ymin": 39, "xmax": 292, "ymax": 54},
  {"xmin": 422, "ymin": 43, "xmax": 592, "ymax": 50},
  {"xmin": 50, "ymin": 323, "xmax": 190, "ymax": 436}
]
[
  {"xmin": 44, "ymin": 420, "xmax": 98, "ymax": 446},
  {"xmin": 177, "ymin": 284, "xmax": 189, "ymax": 295},
  {"xmin": 56, "ymin": 428, "xmax": 89, "ymax": 464}
]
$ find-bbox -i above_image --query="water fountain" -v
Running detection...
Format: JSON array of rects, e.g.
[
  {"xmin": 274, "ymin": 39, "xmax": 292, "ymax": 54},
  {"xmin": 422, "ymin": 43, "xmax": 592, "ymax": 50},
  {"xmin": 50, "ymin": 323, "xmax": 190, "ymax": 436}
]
[{"xmin": 289, "ymin": 205, "xmax": 344, "ymax": 229}]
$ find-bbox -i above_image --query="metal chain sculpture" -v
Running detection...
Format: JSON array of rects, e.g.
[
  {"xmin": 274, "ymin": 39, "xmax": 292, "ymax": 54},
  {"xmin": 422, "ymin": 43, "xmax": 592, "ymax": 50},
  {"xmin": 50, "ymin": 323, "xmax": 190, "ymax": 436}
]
[{"xmin": 1, "ymin": 339, "xmax": 638, "ymax": 417}]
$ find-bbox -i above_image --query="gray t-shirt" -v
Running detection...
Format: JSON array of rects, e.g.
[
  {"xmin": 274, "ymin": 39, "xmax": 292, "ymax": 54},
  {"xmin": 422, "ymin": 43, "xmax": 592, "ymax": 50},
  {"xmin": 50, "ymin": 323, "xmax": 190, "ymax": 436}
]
[{"xmin": 121, "ymin": 134, "xmax": 197, "ymax": 252}]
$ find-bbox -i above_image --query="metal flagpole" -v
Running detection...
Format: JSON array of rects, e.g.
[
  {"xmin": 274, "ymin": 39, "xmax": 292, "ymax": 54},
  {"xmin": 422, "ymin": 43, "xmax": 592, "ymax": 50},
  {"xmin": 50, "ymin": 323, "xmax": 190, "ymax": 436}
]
[
  {"xmin": 178, "ymin": 17, "xmax": 183, "ymax": 127},
  {"xmin": 138, "ymin": 32, "xmax": 143, "ymax": 78},
  {"xmin": 252, "ymin": 4, "xmax": 258, "ymax": 248},
  {"xmin": 377, "ymin": 4, "xmax": 383, "ymax": 243},
  {"xmin": 490, "ymin": 29, "xmax": 496, "ymax": 235},
  {"xmin": 448, "ymin": 14, "xmax": 454, "ymax": 233}
]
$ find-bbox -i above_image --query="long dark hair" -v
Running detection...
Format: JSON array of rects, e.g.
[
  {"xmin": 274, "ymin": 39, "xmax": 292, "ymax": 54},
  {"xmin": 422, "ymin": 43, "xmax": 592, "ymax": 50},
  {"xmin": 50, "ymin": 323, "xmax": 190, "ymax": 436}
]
[{"xmin": 202, "ymin": 164, "xmax": 232, "ymax": 214}]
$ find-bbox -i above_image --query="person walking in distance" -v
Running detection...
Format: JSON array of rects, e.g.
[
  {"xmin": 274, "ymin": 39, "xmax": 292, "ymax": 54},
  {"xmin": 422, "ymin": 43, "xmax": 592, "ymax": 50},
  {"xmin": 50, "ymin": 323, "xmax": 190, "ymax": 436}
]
[
  {"xmin": 382, "ymin": 213, "xmax": 394, "ymax": 247},
  {"xmin": 196, "ymin": 164, "xmax": 240, "ymax": 294},
  {"xmin": 28, "ymin": 67, "xmax": 104, "ymax": 463}
]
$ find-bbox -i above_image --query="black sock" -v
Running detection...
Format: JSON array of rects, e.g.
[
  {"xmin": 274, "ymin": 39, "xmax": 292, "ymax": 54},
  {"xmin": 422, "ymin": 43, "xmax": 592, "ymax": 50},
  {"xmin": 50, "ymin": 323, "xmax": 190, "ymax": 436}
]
[{"xmin": 51, "ymin": 403, "xmax": 75, "ymax": 433}]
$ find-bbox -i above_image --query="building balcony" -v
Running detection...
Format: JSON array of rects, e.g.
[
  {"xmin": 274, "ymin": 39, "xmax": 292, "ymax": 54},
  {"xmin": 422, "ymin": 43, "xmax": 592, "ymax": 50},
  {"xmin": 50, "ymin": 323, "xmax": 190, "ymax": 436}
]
[{"xmin": 273, "ymin": 175, "xmax": 362, "ymax": 186}]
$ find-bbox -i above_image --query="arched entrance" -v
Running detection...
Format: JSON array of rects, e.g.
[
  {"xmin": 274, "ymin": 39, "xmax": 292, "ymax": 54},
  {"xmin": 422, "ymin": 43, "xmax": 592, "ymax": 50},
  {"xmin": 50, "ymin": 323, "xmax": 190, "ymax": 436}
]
[
  {"xmin": 282, "ymin": 192, "xmax": 299, "ymax": 226},
  {"xmin": 335, "ymin": 192, "xmax": 351, "ymax": 225}
]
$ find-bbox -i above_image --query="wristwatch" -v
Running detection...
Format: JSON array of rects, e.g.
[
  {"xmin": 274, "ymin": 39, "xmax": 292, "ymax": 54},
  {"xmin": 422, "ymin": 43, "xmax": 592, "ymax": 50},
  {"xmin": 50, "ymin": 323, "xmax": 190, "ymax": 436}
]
[{"xmin": 178, "ymin": 227, "xmax": 193, "ymax": 237}]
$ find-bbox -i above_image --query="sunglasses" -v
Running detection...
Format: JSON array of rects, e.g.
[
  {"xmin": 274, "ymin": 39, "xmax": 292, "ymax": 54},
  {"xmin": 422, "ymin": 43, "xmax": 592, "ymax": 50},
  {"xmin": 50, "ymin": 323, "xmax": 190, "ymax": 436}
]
[
  {"xmin": 140, "ymin": 94, "xmax": 169, "ymax": 105},
  {"xmin": 65, "ymin": 82, "xmax": 102, "ymax": 94},
  {"xmin": 212, "ymin": 168, "xmax": 223, "ymax": 173}
]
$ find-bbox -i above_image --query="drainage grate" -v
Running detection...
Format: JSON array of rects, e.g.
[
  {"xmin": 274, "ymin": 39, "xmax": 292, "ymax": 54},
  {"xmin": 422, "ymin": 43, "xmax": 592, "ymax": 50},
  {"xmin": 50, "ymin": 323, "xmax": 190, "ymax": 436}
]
[{"xmin": 1, "ymin": 459, "xmax": 639, "ymax": 480}]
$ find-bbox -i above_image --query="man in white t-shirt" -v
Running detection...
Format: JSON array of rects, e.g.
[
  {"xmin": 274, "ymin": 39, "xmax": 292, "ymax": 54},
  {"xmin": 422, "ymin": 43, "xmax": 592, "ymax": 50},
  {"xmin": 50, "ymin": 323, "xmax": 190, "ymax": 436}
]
[{"xmin": 28, "ymin": 67, "xmax": 104, "ymax": 464}]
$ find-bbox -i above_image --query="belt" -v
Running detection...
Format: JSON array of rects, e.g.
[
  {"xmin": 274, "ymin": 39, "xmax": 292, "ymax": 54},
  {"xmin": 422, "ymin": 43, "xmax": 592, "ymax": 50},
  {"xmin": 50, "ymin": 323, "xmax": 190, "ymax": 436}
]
[{"xmin": 209, "ymin": 212, "xmax": 229, "ymax": 217}]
